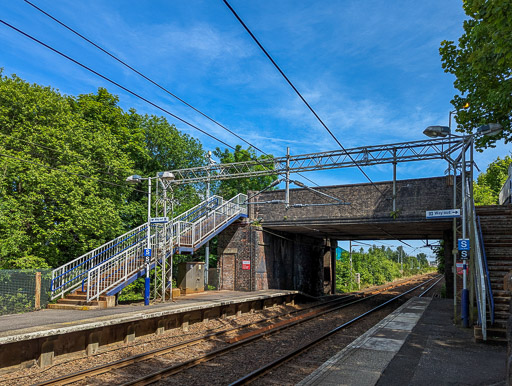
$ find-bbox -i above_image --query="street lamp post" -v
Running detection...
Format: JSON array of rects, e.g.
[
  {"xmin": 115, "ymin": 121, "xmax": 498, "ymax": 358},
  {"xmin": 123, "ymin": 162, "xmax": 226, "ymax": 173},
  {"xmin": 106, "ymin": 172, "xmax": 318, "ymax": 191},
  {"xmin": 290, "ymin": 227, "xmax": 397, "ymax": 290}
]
[
  {"xmin": 205, "ymin": 151, "xmax": 214, "ymax": 290},
  {"xmin": 126, "ymin": 174, "xmax": 153, "ymax": 306},
  {"xmin": 126, "ymin": 171, "xmax": 175, "ymax": 306},
  {"xmin": 424, "ymin": 120, "xmax": 502, "ymax": 327}
]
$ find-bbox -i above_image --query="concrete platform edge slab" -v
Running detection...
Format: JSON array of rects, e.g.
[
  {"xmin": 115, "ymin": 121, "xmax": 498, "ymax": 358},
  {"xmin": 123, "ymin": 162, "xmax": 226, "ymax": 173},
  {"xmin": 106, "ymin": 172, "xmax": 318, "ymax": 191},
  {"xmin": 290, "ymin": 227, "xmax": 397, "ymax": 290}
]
[
  {"xmin": 297, "ymin": 296, "xmax": 431, "ymax": 386},
  {"xmin": 0, "ymin": 290, "xmax": 299, "ymax": 344}
]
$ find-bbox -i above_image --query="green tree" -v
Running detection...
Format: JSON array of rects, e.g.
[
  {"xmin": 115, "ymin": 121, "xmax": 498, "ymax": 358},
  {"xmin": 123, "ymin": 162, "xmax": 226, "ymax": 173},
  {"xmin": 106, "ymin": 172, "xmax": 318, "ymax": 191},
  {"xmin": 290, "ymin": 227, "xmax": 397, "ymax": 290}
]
[
  {"xmin": 440, "ymin": 0, "xmax": 512, "ymax": 148},
  {"xmin": 213, "ymin": 145, "xmax": 277, "ymax": 198},
  {"xmin": 473, "ymin": 154, "xmax": 511, "ymax": 205},
  {"xmin": 0, "ymin": 73, "xmax": 204, "ymax": 269}
]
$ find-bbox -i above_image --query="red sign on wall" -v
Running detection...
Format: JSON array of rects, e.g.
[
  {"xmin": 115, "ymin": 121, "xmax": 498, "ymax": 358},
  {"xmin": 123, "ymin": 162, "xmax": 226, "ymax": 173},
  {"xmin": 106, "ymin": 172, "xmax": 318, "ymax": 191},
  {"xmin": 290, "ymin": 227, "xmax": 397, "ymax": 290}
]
[{"xmin": 242, "ymin": 260, "xmax": 251, "ymax": 270}]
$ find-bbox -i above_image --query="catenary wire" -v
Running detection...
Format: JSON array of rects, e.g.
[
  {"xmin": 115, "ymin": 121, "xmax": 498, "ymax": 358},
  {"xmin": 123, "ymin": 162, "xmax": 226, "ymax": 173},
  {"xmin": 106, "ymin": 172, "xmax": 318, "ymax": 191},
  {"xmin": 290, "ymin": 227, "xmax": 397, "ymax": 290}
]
[
  {"xmin": 2, "ymin": 14, "xmax": 390, "ymax": 245},
  {"xmin": 22, "ymin": 0, "xmax": 320, "ymax": 188},
  {"xmin": 0, "ymin": 19, "xmax": 236, "ymax": 152},
  {"xmin": 0, "ymin": 20, "xmax": 303, "ymax": 192},
  {"xmin": 222, "ymin": 0, "xmax": 387, "ymax": 197},
  {"xmin": 221, "ymin": 1, "xmax": 420, "ymax": 250}
]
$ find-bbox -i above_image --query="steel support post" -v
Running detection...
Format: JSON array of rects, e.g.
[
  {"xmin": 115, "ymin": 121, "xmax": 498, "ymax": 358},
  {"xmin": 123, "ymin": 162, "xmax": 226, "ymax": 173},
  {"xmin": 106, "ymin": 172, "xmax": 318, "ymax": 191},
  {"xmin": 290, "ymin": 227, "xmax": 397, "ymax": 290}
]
[
  {"xmin": 145, "ymin": 178, "xmax": 151, "ymax": 306},
  {"xmin": 349, "ymin": 240, "xmax": 352, "ymax": 292},
  {"xmin": 205, "ymin": 152, "xmax": 212, "ymax": 290},
  {"xmin": 168, "ymin": 188, "xmax": 174, "ymax": 301},
  {"xmin": 285, "ymin": 147, "xmax": 290, "ymax": 209},
  {"xmin": 469, "ymin": 140, "xmax": 475, "ymax": 324},
  {"xmin": 161, "ymin": 182, "xmax": 167, "ymax": 301},
  {"xmin": 392, "ymin": 148, "xmax": 397, "ymax": 212},
  {"xmin": 453, "ymin": 163, "xmax": 458, "ymax": 322},
  {"xmin": 461, "ymin": 141, "xmax": 469, "ymax": 327}
]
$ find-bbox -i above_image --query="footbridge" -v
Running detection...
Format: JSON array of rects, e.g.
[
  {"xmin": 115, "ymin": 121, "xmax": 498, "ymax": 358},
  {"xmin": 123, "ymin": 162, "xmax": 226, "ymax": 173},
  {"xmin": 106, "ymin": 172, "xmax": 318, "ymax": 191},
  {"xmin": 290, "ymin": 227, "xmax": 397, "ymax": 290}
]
[
  {"xmin": 249, "ymin": 176, "xmax": 454, "ymax": 240},
  {"xmin": 49, "ymin": 135, "xmax": 498, "ymax": 340},
  {"xmin": 50, "ymin": 194, "xmax": 248, "ymax": 303}
]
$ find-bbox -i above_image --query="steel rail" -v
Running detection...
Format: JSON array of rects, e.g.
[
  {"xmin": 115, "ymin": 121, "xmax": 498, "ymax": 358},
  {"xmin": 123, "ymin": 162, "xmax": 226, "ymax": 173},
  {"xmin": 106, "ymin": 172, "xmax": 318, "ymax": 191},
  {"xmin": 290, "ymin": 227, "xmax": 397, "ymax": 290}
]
[
  {"xmin": 35, "ymin": 293, "xmax": 360, "ymax": 386},
  {"xmin": 418, "ymin": 275, "xmax": 444, "ymax": 297},
  {"xmin": 120, "ymin": 275, "xmax": 436, "ymax": 385},
  {"xmin": 228, "ymin": 274, "xmax": 442, "ymax": 386},
  {"xmin": 36, "ymin": 275, "xmax": 434, "ymax": 385}
]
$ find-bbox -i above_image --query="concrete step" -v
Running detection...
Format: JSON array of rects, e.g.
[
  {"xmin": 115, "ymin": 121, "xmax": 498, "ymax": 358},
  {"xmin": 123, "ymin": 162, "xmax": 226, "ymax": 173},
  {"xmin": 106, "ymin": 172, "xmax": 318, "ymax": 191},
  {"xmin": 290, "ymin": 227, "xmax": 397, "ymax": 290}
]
[
  {"xmin": 474, "ymin": 326, "xmax": 507, "ymax": 343},
  {"xmin": 47, "ymin": 303, "xmax": 101, "ymax": 310},
  {"xmin": 493, "ymin": 296, "xmax": 511, "ymax": 304},
  {"xmin": 493, "ymin": 310, "xmax": 510, "ymax": 320},
  {"xmin": 492, "ymin": 290, "xmax": 511, "ymax": 297},
  {"xmin": 494, "ymin": 303, "xmax": 510, "ymax": 312}
]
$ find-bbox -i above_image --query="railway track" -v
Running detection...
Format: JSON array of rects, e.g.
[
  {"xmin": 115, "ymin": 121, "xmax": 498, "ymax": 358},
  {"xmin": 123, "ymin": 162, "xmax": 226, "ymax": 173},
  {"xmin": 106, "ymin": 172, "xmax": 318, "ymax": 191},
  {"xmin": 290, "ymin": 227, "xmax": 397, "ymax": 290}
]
[{"xmin": 34, "ymin": 273, "xmax": 440, "ymax": 386}]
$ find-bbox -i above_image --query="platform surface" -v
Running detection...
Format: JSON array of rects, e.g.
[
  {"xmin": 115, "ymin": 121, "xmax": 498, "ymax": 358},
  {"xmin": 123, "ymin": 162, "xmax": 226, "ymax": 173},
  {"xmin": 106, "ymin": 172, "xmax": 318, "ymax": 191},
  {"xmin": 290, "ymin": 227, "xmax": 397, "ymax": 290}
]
[
  {"xmin": 298, "ymin": 297, "xmax": 507, "ymax": 386},
  {"xmin": 0, "ymin": 289, "xmax": 298, "ymax": 342}
]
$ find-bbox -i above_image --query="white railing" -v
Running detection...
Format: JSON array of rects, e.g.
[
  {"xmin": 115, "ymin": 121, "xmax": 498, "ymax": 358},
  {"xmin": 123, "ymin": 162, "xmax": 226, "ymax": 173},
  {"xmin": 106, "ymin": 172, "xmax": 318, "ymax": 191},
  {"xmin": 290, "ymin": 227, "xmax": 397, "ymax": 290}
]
[
  {"xmin": 466, "ymin": 180, "xmax": 488, "ymax": 340},
  {"xmin": 51, "ymin": 195, "xmax": 224, "ymax": 300},
  {"xmin": 85, "ymin": 193, "xmax": 247, "ymax": 301},
  {"xmin": 50, "ymin": 223, "xmax": 149, "ymax": 300}
]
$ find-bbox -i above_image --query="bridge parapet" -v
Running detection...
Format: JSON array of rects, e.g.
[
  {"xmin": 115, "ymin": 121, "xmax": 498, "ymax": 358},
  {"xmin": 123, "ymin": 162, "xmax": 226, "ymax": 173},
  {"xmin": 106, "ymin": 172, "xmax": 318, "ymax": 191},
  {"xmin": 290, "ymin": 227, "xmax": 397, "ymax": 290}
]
[{"xmin": 250, "ymin": 176, "xmax": 456, "ymax": 240}]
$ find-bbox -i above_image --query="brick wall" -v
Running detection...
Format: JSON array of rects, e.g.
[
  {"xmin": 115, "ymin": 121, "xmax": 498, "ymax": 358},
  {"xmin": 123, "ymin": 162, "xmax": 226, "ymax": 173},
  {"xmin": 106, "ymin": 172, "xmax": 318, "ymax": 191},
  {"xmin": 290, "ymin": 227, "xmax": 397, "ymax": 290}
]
[
  {"xmin": 218, "ymin": 221, "xmax": 334, "ymax": 296},
  {"xmin": 250, "ymin": 176, "xmax": 455, "ymax": 225}
]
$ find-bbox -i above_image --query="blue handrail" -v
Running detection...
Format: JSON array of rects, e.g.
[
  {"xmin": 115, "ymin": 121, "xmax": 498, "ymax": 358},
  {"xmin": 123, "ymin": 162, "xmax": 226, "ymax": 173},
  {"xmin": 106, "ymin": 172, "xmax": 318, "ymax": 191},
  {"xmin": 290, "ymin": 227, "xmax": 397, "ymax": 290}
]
[{"xmin": 477, "ymin": 215, "xmax": 495, "ymax": 325}]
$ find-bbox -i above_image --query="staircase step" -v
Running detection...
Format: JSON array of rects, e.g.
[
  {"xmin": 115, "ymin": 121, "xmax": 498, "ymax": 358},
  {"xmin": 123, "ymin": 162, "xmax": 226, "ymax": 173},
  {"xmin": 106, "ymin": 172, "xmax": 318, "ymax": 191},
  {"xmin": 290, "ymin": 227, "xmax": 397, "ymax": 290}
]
[
  {"xmin": 487, "ymin": 261, "xmax": 512, "ymax": 268},
  {"xmin": 492, "ymin": 290, "xmax": 511, "ymax": 297},
  {"xmin": 47, "ymin": 303, "xmax": 101, "ymax": 311},
  {"xmin": 493, "ymin": 296, "xmax": 511, "ymax": 304},
  {"xmin": 474, "ymin": 326, "xmax": 507, "ymax": 343},
  {"xmin": 494, "ymin": 303, "xmax": 510, "ymax": 312}
]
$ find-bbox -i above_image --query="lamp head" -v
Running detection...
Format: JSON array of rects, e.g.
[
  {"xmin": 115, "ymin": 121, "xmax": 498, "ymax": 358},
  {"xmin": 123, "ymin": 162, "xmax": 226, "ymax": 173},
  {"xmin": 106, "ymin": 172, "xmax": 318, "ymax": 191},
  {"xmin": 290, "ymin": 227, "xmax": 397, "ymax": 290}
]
[
  {"xmin": 423, "ymin": 126, "xmax": 450, "ymax": 138},
  {"xmin": 476, "ymin": 123, "xmax": 502, "ymax": 137},
  {"xmin": 126, "ymin": 175, "xmax": 142, "ymax": 184},
  {"xmin": 158, "ymin": 171, "xmax": 175, "ymax": 181}
]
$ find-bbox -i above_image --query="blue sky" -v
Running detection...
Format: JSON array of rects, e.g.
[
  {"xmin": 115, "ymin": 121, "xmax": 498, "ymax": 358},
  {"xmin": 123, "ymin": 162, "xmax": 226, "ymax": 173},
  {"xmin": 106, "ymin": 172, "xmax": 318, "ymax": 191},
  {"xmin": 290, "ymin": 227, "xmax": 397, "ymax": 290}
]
[{"xmin": 1, "ymin": 1, "xmax": 510, "ymax": 258}]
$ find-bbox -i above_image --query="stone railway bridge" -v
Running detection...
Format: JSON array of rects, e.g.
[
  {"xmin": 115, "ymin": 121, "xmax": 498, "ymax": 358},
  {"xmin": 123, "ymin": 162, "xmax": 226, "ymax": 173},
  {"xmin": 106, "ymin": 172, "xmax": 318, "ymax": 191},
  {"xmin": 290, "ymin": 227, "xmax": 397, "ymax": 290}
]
[{"xmin": 218, "ymin": 176, "xmax": 456, "ymax": 296}]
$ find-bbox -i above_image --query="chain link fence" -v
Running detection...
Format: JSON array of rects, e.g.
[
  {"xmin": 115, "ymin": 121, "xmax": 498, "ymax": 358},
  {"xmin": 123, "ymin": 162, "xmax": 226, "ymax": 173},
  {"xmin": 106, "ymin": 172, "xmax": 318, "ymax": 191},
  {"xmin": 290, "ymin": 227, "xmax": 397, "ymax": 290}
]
[{"xmin": 0, "ymin": 270, "xmax": 52, "ymax": 315}]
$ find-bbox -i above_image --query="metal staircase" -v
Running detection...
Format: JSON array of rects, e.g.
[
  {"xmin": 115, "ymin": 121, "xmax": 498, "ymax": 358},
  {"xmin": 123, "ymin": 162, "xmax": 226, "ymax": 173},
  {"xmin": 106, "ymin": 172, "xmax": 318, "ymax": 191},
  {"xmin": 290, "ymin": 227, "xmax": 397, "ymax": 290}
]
[{"xmin": 50, "ymin": 194, "xmax": 247, "ymax": 304}]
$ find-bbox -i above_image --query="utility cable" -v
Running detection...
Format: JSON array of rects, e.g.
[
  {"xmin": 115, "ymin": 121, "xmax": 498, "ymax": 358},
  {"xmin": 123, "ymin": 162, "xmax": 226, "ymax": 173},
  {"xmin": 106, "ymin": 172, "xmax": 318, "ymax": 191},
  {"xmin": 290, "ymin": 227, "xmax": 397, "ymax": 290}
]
[
  {"xmin": 222, "ymin": 0, "xmax": 386, "ymax": 198},
  {"xmin": 0, "ymin": 19, "xmax": 236, "ymax": 152},
  {"xmin": 23, "ymin": 0, "xmax": 320, "ymax": 187},
  {"xmin": 222, "ymin": 1, "xmax": 419, "ymax": 249},
  {"xmin": 0, "ymin": 20, "xmax": 292, "ymax": 190}
]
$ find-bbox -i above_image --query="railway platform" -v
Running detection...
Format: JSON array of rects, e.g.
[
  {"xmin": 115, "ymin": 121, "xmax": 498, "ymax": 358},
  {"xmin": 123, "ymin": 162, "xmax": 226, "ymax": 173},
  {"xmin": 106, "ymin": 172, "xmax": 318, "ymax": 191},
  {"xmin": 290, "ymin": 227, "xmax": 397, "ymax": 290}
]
[
  {"xmin": 0, "ymin": 289, "xmax": 300, "ymax": 372},
  {"xmin": 298, "ymin": 297, "xmax": 507, "ymax": 386}
]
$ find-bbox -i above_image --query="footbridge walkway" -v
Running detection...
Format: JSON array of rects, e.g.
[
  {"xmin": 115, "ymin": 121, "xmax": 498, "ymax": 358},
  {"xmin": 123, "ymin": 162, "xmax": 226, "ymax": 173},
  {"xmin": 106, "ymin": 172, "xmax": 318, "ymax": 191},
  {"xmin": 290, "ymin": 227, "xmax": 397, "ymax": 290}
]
[{"xmin": 50, "ymin": 194, "xmax": 247, "ymax": 303}]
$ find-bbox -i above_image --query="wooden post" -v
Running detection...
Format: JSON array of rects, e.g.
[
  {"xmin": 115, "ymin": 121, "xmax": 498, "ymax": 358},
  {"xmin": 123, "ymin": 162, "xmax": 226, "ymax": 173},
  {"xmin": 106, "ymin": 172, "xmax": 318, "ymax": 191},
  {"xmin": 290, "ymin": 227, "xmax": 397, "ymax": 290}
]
[{"xmin": 35, "ymin": 271, "xmax": 41, "ymax": 309}]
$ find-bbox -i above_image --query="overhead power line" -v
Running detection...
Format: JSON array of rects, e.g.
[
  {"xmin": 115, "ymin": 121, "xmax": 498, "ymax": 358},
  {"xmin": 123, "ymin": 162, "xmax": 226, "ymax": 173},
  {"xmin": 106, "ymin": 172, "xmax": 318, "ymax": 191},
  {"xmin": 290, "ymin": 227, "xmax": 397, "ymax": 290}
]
[
  {"xmin": 222, "ymin": 0, "xmax": 386, "ymax": 198},
  {"xmin": 22, "ymin": 0, "xmax": 320, "ymax": 188},
  {"xmin": 0, "ymin": 19, "xmax": 236, "ymax": 152}
]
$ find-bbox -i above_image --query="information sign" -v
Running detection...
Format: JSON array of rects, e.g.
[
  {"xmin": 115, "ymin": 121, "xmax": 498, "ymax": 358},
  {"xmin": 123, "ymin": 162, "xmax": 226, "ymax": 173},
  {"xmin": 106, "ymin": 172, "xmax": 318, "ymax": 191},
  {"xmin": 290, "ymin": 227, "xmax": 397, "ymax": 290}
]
[
  {"xmin": 458, "ymin": 239, "xmax": 470, "ymax": 251},
  {"xmin": 456, "ymin": 261, "xmax": 469, "ymax": 275},
  {"xmin": 426, "ymin": 209, "xmax": 460, "ymax": 219},
  {"xmin": 150, "ymin": 217, "xmax": 169, "ymax": 224},
  {"xmin": 143, "ymin": 248, "xmax": 151, "ymax": 264}
]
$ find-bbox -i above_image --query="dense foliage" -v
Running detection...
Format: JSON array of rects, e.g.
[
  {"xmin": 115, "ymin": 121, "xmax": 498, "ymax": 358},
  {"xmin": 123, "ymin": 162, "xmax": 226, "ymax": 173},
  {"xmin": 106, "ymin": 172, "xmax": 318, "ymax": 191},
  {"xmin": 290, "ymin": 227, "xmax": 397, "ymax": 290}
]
[
  {"xmin": 440, "ymin": 0, "xmax": 512, "ymax": 148},
  {"xmin": 213, "ymin": 145, "xmax": 278, "ymax": 197},
  {"xmin": 335, "ymin": 245, "xmax": 433, "ymax": 292},
  {"xmin": 473, "ymin": 154, "xmax": 511, "ymax": 205},
  {"xmin": 0, "ymin": 73, "xmax": 204, "ymax": 269}
]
